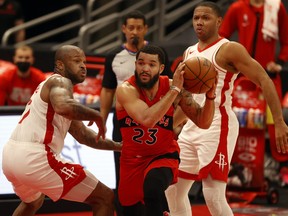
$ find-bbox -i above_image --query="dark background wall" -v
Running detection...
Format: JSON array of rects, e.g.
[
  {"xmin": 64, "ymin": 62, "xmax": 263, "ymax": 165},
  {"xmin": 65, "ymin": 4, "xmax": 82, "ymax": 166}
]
[
  {"xmin": 3, "ymin": 0, "xmax": 288, "ymax": 94},
  {"xmin": 20, "ymin": 0, "xmax": 88, "ymax": 43}
]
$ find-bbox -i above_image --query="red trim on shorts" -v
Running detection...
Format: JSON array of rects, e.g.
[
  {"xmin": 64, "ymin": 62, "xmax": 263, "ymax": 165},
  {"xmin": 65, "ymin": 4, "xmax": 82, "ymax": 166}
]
[
  {"xmin": 178, "ymin": 170, "xmax": 200, "ymax": 181},
  {"xmin": 193, "ymin": 73, "xmax": 233, "ymax": 182},
  {"xmin": 45, "ymin": 145, "xmax": 86, "ymax": 200},
  {"xmin": 207, "ymin": 73, "xmax": 233, "ymax": 182}
]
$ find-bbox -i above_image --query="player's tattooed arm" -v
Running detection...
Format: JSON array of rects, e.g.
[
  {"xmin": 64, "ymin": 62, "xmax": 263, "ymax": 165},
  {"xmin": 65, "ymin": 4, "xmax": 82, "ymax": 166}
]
[
  {"xmin": 178, "ymin": 89, "xmax": 214, "ymax": 129},
  {"xmin": 68, "ymin": 120, "xmax": 122, "ymax": 152},
  {"xmin": 179, "ymin": 90, "xmax": 201, "ymax": 117},
  {"xmin": 49, "ymin": 76, "xmax": 103, "ymax": 122}
]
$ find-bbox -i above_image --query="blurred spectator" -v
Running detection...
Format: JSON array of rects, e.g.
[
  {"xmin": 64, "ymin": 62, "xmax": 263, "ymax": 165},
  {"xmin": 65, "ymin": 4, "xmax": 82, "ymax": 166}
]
[
  {"xmin": 219, "ymin": 0, "xmax": 288, "ymax": 161},
  {"xmin": 0, "ymin": 0, "xmax": 25, "ymax": 44},
  {"xmin": 0, "ymin": 45, "xmax": 46, "ymax": 106},
  {"xmin": 0, "ymin": 59, "xmax": 16, "ymax": 74},
  {"xmin": 219, "ymin": 0, "xmax": 288, "ymax": 96}
]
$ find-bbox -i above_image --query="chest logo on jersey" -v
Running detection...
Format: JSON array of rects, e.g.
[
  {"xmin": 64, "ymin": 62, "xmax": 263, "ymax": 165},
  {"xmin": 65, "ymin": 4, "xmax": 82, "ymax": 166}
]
[
  {"xmin": 158, "ymin": 116, "xmax": 170, "ymax": 127},
  {"xmin": 125, "ymin": 117, "xmax": 139, "ymax": 126},
  {"xmin": 60, "ymin": 166, "xmax": 78, "ymax": 180},
  {"xmin": 242, "ymin": 14, "xmax": 250, "ymax": 27},
  {"xmin": 10, "ymin": 87, "xmax": 32, "ymax": 104},
  {"xmin": 120, "ymin": 115, "xmax": 173, "ymax": 130},
  {"xmin": 215, "ymin": 152, "xmax": 228, "ymax": 172}
]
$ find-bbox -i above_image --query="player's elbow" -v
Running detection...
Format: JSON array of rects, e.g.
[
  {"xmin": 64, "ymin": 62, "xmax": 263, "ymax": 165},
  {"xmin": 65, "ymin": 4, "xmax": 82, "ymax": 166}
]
[
  {"xmin": 198, "ymin": 122, "xmax": 212, "ymax": 129},
  {"xmin": 141, "ymin": 117, "xmax": 158, "ymax": 128},
  {"xmin": 142, "ymin": 121, "xmax": 157, "ymax": 128},
  {"xmin": 196, "ymin": 118, "xmax": 213, "ymax": 129},
  {"xmin": 53, "ymin": 102, "xmax": 74, "ymax": 119}
]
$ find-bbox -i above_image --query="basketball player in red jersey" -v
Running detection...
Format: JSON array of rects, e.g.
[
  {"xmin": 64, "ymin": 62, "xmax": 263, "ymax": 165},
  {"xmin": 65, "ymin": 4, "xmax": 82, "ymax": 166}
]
[
  {"xmin": 2, "ymin": 45, "xmax": 122, "ymax": 216},
  {"xmin": 165, "ymin": 2, "xmax": 288, "ymax": 216},
  {"xmin": 115, "ymin": 44, "xmax": 217, "ymax": 216}
]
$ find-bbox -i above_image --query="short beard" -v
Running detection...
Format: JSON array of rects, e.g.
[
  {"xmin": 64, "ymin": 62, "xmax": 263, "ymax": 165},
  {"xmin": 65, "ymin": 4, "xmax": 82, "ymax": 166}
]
[
  {"xmin": 135, "ymin": 71, "xmax": 159, "ymax": 90},
  {"xmin": 66, "ymin": 70, "xmax": 84, "ymax": 85}
]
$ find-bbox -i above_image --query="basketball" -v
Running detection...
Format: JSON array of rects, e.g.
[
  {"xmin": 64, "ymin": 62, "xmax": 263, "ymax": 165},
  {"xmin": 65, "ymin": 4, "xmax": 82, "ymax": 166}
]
[{"xmin": 183, "ymin": 56, "xmax": 216, "ymax": 94}]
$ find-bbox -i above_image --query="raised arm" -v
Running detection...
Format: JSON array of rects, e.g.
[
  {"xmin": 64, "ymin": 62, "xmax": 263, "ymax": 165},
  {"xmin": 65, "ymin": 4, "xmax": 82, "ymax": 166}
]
[
  {"xmin": 177, "ymin": 77, "xmax": 216, "ymax": 129},
  {"xmin": 116, "ymin": 63, "xmax": 184, "ymax": 128},
  {"xmin": 116, "ymin": 82, "xmax": 180, "ymax": 128}
]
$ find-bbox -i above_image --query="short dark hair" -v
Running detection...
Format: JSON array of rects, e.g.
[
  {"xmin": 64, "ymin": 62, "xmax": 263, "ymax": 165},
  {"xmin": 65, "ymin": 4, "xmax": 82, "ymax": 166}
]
[
  {"xmin": 194, "ymin": 1, "xmax": 222, "ymax": 17},
  {"xmin": 122, "ymin": 10, "xmax": 147, "ymax": 25},
  {"xmin": 136, "ymin": 45, "xmax": 165, "ymax": 65}
]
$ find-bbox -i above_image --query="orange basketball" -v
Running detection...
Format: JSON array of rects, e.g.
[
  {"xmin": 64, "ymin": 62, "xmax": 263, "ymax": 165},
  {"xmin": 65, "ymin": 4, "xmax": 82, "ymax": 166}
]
[{"xmin": 183, "ymin": 56, "xmax": 216, "ymax": 94}]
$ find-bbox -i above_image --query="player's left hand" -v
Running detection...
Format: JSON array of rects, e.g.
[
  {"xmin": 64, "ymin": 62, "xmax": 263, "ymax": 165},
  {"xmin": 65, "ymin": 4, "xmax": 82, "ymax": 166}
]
[
  {"xmin": 172, "ymin": 62, "xmax": 185, "ymax": 90},
  {"xmin": 275, "ymin": 121, "xmax": 288, "ymax": 154}
]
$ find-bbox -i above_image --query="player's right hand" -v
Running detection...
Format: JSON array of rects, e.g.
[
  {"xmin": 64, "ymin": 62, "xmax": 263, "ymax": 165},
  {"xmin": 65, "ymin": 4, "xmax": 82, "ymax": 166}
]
[
  {"xmin": 172, "ymin": 62, "xmax": 185, "ymax": 90},
  {"xmin": 88, "ymin": 119, "xmax": 106, "ymax": 141}
]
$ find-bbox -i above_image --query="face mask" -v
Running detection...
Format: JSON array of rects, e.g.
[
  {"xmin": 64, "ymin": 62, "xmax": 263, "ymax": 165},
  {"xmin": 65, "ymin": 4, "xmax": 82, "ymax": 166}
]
[{"xmin": 16, "ymin": 62, "xmax": 31, "ymax": 73}]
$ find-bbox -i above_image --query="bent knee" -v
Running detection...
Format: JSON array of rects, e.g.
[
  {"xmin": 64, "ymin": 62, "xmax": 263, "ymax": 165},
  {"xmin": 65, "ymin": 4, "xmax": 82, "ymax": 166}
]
[
  {"xmin": 85, "ymin": 181, "xmax": 114, "ymax": 206},
  {"xmin": 24, "ymin": 194, "xmax": 45, "ymax": 212}
]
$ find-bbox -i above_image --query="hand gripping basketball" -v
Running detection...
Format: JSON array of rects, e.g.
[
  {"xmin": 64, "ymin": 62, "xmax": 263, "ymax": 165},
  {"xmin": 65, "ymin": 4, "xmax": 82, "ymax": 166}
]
[{"xmin": 183, "ymin": 56, "xmax": 217, "ymax": 94}]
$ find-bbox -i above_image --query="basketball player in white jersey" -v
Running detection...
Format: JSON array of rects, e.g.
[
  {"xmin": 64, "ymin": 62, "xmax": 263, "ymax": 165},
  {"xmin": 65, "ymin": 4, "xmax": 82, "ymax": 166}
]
[
  {"xmin": 165, "ymin": 2, "xmax": 288, "ymax": 216},
  {"xmin": 2, "ymin": 45, "xmax": 122, "ymax": 216}
]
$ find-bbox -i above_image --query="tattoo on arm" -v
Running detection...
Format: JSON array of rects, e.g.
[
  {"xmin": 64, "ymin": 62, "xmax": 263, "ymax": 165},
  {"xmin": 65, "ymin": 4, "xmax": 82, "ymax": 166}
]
[
  {"xmin": 69, "ymin": 121, "xmax": 121, "ymax": 151},
  {"xmin": 179, "ymin": 91, "xmax": 201, "ymax": 116}
]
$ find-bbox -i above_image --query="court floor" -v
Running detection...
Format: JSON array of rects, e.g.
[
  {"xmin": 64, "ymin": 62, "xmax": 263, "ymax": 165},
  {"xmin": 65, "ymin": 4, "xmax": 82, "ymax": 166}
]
[
  {"xmin": 3, "ymin": 184, "xmax": 288, "ymax": 216},
  {"xmin": 35, "ymin": 204, "xmax": 288, "ymax": 216}
]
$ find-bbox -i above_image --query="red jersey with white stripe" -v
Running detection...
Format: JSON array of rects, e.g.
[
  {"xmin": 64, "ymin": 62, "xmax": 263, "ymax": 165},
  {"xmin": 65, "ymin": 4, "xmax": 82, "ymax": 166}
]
[
  {"xmin": 10, "ymin": 74, "xmax": 71, "ymax": 154},
  {"xmin": 178, "ymin": 38, "xmax": 239, "ymax": 182}
]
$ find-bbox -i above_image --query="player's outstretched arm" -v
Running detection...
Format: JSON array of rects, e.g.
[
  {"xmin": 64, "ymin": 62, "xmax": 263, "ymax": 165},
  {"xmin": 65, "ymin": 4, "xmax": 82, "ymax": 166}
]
[{"xmin": 69, "ymin": 120, "xmax": 122, "ymax": 152}]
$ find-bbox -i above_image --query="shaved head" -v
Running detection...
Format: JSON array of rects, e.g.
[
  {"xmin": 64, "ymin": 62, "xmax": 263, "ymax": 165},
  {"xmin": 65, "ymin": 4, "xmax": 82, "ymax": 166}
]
[
  {"xmin": 55, "ymin": 45, "xmax": 83, "ymax": 62},
  {"xmin": 54, "ymin": 45, "xmax": 87, "ymax": 84}
]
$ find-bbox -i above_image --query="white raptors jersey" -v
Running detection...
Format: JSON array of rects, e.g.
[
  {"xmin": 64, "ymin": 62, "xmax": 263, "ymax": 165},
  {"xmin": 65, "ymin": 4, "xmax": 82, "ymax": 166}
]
[
  {"xmin": 10, "ymin": 74, "xmax": 71, "ymax": 154},
  {"xmin": 178, "ymin": 38, "xmax": 240, "ymax": 181}
]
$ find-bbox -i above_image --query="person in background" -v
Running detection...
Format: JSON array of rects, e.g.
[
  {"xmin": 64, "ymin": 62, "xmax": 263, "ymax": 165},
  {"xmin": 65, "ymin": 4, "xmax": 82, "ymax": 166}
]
[
  {"xmin": 116, "ymin": 44, "xmax": 216, "ymax": 216},
  {"xmin": 0, "ymin": 0, "xmax": 25, "ymax": 44},
  {"xmin": 219, "ymin": 0, "xmax": 288, "ymax": 162},
  {"xmin": 100, "ymin": 10, "xmax": 172, "ymax": 216},
  {"xmin": 2, "ymin": 45, "xmax": 122, "ymax": 216},
  {"xmin": 0, "ymin": 45, "xmax": 46, "ymax": 106},
  {"xmin": 165, "ymin": 2, "xmax": 288, "ymax": 216},
  {"xmin": 0, "ymin": 58, "xmax": 16, "ymax": 74}
]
